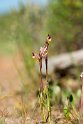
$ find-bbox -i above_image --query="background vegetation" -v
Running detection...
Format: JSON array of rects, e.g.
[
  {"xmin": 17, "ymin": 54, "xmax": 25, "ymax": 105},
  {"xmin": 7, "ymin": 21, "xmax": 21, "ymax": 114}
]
[{"xmin": 0, "ymin": 0, "xmax": 83, "ymax": 123}]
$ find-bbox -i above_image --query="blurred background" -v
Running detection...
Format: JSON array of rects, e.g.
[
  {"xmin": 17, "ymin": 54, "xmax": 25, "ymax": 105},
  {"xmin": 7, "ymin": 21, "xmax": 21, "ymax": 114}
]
[{"xmin": 0, "ymin": 0, "xmax": 83, "ymax": 117}]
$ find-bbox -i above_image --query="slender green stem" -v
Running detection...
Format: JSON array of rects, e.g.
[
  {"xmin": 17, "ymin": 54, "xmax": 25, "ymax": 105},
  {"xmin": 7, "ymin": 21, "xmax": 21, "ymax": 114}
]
[
  {"xmin": 39, "ymin": 58, "xmax": 46, "ymax": 121},
  {"xmin": 45, "ymin": 55, "xmax": 51, "ymax": 123},
  {"xmin": 39, "ymin": 91, "xmax": 46, "ymax": 122},
  {"xmin": 47, "ymin": 88, "xmax": 51, "ymax": 123},
  {"xmin": 39, "ymin": 58, "xmax": 43, "ymax": 92},
  {"xmin": 80, "ymin": 78, "xmax": 83, "ymax": 113},
  {"xmin": 45, "ymin": 55, "xmax": 48, "ymax": 82}
]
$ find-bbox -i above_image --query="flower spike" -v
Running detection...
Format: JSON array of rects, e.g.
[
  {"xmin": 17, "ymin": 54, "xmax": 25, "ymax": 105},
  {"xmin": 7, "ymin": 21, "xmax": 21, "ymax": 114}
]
[{"xmin": 40, "ymin": 46, "xmax": 48, "ymax": 58}]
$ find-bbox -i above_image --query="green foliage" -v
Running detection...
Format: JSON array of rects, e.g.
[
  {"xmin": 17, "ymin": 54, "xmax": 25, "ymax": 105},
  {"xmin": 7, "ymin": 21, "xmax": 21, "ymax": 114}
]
[
  {"xmin": 47, "ymin": 0, "xmax": 83, "ymax": 53},
  {"xmin": 38, "ymin": 86, "xmax": 51, "ymax": 123},
  {"xmin": 0, "ymin": 4, "xmax": 47, "ymax": 85},
  {"xmin": 0, "ymin": 117, "xmax": 5, "ymax": 124}
]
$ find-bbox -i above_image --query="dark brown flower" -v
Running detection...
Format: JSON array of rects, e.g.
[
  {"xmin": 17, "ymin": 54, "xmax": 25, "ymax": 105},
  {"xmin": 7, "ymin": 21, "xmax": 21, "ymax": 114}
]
[
  {"xmin": 32, "ymin": 52, "xmax": 40, "ymax": 61},
  {"xmin": 47, "ymin": 34, "xmax": 52, "ymax": 44}
]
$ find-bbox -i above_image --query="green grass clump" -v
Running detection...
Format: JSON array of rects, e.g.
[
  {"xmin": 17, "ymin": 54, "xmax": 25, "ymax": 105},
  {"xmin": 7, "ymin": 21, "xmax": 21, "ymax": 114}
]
[{"xmin": 0, "ymin": 117, "xmax": 5, "ymax": 124}]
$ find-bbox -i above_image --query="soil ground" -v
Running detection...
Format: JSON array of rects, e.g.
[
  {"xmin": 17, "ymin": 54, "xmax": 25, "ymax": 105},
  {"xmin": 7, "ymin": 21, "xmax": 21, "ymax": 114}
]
[{"xmin": 0, "ymin": 54, "xmax": 81, "ymax": 124}]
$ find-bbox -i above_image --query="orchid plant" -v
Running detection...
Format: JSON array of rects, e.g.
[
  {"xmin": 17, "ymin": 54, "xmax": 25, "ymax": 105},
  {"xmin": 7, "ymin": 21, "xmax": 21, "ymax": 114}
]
[{"xmin": 32, "ymin": 34, "xmax": 52, "ymax": 123}]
